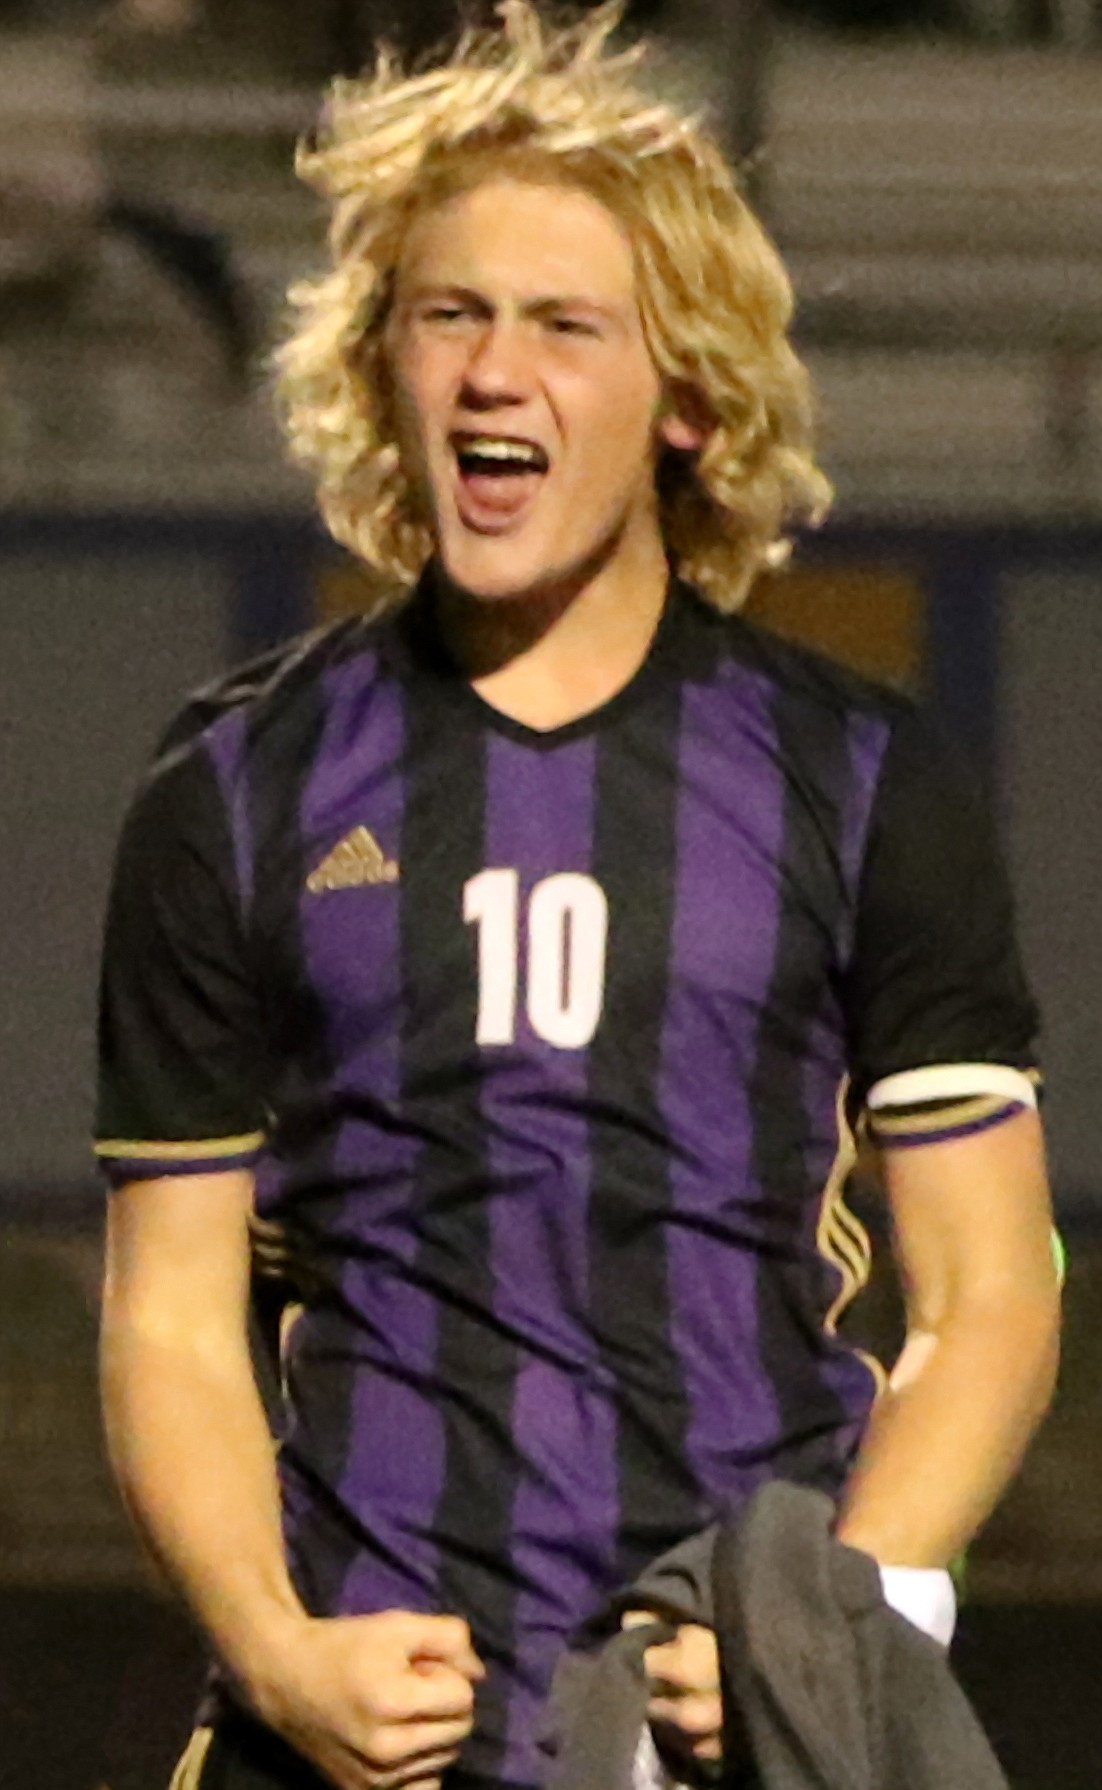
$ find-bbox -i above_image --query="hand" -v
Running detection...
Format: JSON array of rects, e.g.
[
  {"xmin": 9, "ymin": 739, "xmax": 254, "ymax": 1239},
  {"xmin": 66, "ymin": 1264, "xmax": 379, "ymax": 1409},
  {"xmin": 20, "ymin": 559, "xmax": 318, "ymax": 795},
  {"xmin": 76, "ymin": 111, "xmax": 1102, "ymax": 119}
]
[
  {"xmin": 247, "ymin": 1609, "xmax": 485, "ymax": 1790},
  {"xmin": 625, "ymin": 1613, "xmax": 723, "ymax": 1770}
]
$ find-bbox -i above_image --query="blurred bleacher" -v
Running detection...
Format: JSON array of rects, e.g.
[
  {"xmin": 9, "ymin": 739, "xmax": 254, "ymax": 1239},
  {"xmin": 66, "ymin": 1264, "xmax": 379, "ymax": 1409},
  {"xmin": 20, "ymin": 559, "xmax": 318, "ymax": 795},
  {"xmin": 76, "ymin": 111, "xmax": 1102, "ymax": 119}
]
[
  {"xmin": 4, "ymin": 12, "xmax": 1102, "ymax": 519},
  {"xmin": 3, "ymin": 8, "xmax": 1102, "ymax": 511},
  {"xmin": 772, "ymin": 37, "xmax": 1102, "ymax": 511}
]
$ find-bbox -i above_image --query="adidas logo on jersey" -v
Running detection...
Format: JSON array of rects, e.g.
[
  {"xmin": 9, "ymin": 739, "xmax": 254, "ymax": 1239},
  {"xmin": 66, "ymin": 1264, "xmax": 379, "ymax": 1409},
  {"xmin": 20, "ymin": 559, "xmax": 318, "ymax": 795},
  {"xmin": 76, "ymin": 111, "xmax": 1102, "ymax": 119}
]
[{"xmin": 306, "ymin": 827, "xmax": 400, "ymax": 893}]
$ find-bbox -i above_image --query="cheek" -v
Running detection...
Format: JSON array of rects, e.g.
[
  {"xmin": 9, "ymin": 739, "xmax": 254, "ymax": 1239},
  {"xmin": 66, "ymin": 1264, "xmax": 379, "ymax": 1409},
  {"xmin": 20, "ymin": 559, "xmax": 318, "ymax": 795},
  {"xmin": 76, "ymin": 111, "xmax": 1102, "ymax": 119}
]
[
  {"xmin": 569, "ymin": 370, "xmax": 662, "ymax": 477},
  {"xmin": 389, "ymin": 342, "xmax": 456, "ymax": 444}
]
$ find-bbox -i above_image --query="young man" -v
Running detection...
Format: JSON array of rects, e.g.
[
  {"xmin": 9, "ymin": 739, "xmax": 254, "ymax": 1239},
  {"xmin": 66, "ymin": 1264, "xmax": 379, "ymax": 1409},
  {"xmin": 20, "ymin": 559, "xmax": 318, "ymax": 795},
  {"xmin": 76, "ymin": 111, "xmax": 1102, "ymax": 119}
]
[{"xmin": 95, "ymin": 6, "xmax": 1060, "ymax": 1789}]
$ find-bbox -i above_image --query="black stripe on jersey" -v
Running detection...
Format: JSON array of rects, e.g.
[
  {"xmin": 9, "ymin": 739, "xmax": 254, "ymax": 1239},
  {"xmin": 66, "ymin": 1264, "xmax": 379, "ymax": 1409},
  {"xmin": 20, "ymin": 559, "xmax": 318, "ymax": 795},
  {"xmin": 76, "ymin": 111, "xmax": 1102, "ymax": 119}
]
[
  {"xmin": 400, "ymin": 681, "xmax": 518, "ymax": 1772},
  {"xmin": 244, "ymin": 629, "xmax": 364, "ymax": 1614},
  {"xmin": 747, "ymin": 679, "xmax": 853, "ymax": 1481},
  {"xmin": 586, "ymin": 677, "xmax": 701, "ymax": 1579}
]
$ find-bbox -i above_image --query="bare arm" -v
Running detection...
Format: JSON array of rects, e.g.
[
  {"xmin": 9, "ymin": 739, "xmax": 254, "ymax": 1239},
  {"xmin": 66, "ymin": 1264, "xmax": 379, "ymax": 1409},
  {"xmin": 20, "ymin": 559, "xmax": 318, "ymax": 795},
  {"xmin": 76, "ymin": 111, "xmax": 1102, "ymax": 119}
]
[
  {"xmin": 635, "ymin": 1109, "xmax": 1061, "ymax": 1764},
  {"xmin": 101, "ymin": 1171, "xmax": 482, "ymax": 1790},
  {"xmin": 834, "ymin": 1107, "xmax": 1061, "ymax": 1567},
  {"xmin": 101, "ymin": 1169, "xmax": 303, "ymax": 1682}
]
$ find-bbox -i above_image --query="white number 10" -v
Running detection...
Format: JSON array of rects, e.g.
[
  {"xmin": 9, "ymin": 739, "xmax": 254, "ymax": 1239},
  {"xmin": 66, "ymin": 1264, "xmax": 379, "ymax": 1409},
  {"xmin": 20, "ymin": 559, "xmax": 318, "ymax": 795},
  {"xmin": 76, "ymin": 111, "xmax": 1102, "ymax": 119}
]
[{"xmin": 463, "ymin": 869, "xmax": 609, "ymax": 1049}]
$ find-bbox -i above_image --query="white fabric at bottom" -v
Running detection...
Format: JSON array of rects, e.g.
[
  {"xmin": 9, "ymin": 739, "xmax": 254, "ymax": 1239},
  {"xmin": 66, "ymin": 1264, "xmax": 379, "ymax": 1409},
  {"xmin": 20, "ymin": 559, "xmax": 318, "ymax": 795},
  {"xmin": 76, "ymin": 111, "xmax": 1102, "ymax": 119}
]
[
  {"xmin": 632, "ymin": 1721, "xmax": 688, "ymax": 1790},
  {"xmin": 879, "ymin": 1563, "xmax": 957, "ymax": 1648}
]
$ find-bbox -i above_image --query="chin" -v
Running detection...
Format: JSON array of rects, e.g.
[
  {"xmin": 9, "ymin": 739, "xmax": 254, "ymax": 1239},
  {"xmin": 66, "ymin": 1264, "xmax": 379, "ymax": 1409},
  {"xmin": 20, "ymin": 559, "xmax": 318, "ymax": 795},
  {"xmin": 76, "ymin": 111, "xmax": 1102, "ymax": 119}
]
[
  {"xmin": 438, "ymin": 524, "xmax": 627, "ymax": 611},
  {"xmin": 437, "ymin": 537, "xmax": 571, "ymax": 606}
]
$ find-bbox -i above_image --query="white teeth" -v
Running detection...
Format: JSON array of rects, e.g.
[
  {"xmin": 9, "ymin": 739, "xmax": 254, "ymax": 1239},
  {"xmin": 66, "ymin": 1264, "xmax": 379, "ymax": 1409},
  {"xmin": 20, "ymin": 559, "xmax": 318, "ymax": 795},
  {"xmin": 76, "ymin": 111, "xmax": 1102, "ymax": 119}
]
[{"xmin": 459, "ymin": 436, "xmax": 545, "ymax": 466}]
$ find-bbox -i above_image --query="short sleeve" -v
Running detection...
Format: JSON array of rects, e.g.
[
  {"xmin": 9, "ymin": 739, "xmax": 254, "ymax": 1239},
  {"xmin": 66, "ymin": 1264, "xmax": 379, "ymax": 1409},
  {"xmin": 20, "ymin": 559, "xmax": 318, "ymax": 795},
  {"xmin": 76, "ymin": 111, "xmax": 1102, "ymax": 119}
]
[
  {"xmin": 845, "ymin": 708, "xmax": 1040, "ymax": 1147},
  {"xmin": 94, "ymin": 737, "xmax": 268, "ymax": 1184}
]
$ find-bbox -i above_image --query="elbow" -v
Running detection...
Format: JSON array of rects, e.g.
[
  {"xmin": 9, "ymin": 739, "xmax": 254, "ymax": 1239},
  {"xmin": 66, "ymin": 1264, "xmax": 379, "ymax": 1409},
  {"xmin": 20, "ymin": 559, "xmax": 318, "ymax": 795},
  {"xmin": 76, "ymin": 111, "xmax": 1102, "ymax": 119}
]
[{"xmin": 923, "ymin": 1274, "xmax": 1062, "ymax": 1423}]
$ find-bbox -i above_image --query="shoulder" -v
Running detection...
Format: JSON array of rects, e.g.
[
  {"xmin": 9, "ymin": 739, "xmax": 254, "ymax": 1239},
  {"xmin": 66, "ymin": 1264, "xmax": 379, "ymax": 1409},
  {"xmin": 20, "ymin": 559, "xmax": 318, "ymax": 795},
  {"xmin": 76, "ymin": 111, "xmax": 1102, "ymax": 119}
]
[
  {"xmin": 124, "ymin": 610, "xmax": 403, "ymax": 845},
  {"xmin": 157, "ymin": 607, "xmax": 409, "ymax": 774},
  {"xmin": 709, "ymin": 601, "xmax": 913, "ymax": 735},
  {"xmin": 686, "ymin": 593, "xmax": 936, "ymax": 814},
  {"xmin": 685, "ymin": 597, "xmax": 992, "ymax": 901},
  {"xmin": 157, "ymin": 614, "xmax": 388, "ymax": 758},
  {"xmin": 717, "ymin": 603, "xmax": 985, "ymax": 796}
]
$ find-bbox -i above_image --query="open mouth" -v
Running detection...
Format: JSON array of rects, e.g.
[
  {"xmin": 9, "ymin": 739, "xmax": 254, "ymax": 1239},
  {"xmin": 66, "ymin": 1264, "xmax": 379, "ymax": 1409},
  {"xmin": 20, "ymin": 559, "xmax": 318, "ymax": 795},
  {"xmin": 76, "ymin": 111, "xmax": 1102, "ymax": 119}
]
[{"xmin": 451, "ymin": 431, "xmax": 550, "ymax": 524}]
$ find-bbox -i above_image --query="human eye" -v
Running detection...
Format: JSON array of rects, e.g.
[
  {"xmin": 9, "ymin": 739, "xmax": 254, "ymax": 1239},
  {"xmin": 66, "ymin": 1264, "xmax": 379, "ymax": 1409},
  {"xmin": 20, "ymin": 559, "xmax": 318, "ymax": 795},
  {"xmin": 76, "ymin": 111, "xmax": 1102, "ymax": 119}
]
[
  {"xmin": 551, "ymin": 315, "xmax": 600, "ymax": 338},
  {"xmin": 422, "ymin": 303, "xmax": 469, "ymax": 324},
  {"xmin": 413, "ymin": 292, "xmax": 485, "ymax": 329}
]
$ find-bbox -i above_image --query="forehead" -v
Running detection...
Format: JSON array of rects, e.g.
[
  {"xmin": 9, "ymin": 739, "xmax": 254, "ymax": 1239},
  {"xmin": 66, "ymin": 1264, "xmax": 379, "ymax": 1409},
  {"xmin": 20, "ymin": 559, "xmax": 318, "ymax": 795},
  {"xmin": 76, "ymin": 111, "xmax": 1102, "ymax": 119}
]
[{"xmin": 396, "ymin": 176, "xmax": 638, "ymax": 304}]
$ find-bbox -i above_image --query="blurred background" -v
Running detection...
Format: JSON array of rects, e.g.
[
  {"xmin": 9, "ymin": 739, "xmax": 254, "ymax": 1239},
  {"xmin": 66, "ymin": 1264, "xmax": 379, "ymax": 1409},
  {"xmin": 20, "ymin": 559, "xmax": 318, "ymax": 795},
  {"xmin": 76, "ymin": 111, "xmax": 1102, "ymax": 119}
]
[{"xmin": 2, "ymin": 2, "xmax": 1102, "ymax": 1786}]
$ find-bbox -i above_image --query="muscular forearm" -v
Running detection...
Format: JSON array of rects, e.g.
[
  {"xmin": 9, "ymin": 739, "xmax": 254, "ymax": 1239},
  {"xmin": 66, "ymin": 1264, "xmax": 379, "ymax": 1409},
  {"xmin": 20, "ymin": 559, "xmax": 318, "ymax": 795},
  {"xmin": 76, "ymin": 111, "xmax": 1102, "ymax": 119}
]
[
  {"xmin": 835, "ymin": 1287, "xmax": 1059, "ymax": 1567},
  {"xmin": 99, "ymin": 1178, "xmax": 483, "ymax": 1790},
  {"xmin": 100, "ymin": 1312, "xmax": 306, "ymax": 1704},
  {"xmin": 101, "ymin": 1313, "xmax": 486, "ymax": 1790}
]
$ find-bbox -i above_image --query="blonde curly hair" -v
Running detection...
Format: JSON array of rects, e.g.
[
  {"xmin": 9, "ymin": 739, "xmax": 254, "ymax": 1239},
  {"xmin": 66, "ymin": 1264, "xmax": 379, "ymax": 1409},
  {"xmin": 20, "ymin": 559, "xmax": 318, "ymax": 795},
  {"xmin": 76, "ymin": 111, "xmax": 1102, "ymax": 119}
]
[{"xmin": 275, "ymin": 0, "xmax": 832, "ymax": 610}]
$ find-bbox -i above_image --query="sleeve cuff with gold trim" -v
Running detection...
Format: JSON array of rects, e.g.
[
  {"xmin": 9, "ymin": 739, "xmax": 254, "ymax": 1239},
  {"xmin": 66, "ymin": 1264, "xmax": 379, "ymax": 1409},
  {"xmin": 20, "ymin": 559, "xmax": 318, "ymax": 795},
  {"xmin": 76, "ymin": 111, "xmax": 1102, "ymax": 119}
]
[
  {"xmin": 94, "ymin": 1131, "xmax": 266, "ymax": 1184},
  {"xmin": 865, "ymin": 1064, "xmax": 1040, "ymax": 1149}
]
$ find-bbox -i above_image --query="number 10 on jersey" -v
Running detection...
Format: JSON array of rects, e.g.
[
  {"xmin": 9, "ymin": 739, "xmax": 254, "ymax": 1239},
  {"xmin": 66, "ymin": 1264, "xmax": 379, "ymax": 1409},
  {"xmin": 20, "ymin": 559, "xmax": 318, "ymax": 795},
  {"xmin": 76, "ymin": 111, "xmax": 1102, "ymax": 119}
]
[{"xmin": 463, "ymin": 869, "xmax": 609, "ymax": 1050}]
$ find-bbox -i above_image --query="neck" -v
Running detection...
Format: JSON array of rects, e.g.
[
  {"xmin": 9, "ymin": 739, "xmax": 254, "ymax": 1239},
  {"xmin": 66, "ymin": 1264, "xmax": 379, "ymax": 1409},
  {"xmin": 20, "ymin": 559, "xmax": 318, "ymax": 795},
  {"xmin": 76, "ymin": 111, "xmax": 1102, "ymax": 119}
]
[{"xmin": 434, "ymin": 530, "xmax": 671, "ymax": 732}]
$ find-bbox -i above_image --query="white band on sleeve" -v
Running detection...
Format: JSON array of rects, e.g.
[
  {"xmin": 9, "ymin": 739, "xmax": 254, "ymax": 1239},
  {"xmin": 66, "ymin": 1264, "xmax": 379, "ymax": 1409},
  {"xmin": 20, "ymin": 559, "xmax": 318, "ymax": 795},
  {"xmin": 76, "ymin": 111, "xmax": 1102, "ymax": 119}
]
[{"xmin": 867, "ymin": 1063, "xmax": 1037, "ymax": 1112}]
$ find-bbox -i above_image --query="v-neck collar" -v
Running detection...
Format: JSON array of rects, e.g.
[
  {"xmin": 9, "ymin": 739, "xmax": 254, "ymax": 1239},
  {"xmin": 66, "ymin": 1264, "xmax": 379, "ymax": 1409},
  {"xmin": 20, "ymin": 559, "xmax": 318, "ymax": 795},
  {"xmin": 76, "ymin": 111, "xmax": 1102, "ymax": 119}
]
[{"xmin": 393, "ymin": 572, "xmax": 706, "ymax": 752}]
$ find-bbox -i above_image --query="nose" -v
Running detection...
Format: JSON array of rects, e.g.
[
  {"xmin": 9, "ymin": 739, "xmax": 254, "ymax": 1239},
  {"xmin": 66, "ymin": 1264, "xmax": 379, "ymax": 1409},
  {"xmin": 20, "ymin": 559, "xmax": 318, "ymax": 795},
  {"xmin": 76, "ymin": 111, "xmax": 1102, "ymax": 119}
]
[{"xmin": 459, "ymin": 318, "xmax": 531, "ymax": 410}]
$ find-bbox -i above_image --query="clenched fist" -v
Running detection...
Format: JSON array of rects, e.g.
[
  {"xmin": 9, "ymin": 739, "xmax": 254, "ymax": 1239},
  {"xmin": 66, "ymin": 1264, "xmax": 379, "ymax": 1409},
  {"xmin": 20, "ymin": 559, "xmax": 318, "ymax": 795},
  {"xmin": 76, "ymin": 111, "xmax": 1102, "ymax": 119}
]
[{"xmin": 248, "ymin": 1608, "xmax": 485, "ymax": 1790}]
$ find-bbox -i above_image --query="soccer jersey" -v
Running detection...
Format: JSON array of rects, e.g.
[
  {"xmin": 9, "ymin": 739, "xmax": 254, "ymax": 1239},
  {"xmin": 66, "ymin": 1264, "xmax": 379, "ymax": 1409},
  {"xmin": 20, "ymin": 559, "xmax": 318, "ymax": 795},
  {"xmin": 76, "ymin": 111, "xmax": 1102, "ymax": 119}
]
[{"xmin": 95, "ymin": 578, "xmax": 1038, "ymax": 1788}]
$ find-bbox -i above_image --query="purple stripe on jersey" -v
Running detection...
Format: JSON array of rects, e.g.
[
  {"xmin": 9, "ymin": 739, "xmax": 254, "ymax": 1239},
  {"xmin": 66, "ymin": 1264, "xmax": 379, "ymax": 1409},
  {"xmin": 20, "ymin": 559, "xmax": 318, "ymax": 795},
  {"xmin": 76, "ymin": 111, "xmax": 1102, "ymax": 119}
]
[
  {"xmin": 284, "ymin": 653, "xmax": 445, "ymax": 1610},
  {"xmin": 658, "ymin": 663, "xmax": 789, "ymax": 1495},
  {"xmin": 203, "ymin": 707, "xmax": 255, "ymax": 917},
  {"xmin": 479, "ymin": 732, "xmax": 619, "ymax": 1782}
]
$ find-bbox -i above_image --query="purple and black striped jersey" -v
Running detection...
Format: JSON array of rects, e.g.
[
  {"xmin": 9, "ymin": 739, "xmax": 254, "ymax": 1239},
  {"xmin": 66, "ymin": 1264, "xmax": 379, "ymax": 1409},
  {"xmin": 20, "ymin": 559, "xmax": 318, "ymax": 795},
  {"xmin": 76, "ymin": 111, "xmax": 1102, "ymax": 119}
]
[{"xmin": 95, "ymin": 579, "xmax": 1038, "ymax": 1787}]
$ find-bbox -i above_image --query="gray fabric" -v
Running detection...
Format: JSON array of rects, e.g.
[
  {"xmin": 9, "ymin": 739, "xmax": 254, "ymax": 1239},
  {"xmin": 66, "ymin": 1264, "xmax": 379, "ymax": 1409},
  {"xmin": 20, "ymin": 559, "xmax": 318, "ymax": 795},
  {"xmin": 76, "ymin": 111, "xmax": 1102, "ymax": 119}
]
[
  {"xmin": 542, "ymin": 1525, "xmax": 720, "ymax": 1790},
  {"xmin": 622, "ymin": 1524, "xmax": 719, "ymax": 1629},
  {"xmin": 718, "ymin": 1483, "xmax": 1010, "ymax": 1790},
  {"xmin": 545, "ymin": 1481, "xmax": 1009, "ymax": 1790},
  {"xmin": 543, "ymin": 1623, "xmax": 662, "ymax": 1790}
]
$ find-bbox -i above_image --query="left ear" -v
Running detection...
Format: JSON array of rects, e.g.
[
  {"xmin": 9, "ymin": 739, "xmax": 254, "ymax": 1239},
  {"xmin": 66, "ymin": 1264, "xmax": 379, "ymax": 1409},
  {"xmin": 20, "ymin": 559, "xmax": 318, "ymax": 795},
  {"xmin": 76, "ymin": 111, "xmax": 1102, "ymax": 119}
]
[
  {"xmin": 658, "ymin": 382, "xmax": 710, "ymax": 453},
  {"xmin": 659, "ymin": 411, "xmax": 705, "ymax": 452}
]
